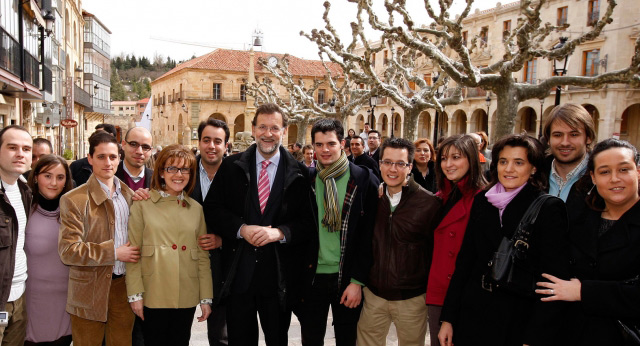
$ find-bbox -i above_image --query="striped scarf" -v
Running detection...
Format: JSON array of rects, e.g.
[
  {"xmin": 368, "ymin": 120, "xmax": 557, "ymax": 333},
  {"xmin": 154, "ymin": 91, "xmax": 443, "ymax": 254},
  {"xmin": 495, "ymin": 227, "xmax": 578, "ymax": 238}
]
[{"xmin": 317, "ymin": 152, "xmax": 350, "ymax": 232}]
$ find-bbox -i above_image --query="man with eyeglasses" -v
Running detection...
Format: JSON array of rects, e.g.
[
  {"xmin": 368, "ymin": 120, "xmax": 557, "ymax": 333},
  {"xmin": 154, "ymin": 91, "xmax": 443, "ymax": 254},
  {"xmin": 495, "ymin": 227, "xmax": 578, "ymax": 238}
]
[
  {"xmin": 115, "ymin": 127, "xmax": 152, "ymax": 346},
  {"xmin": 204, "ymin": 103, "xmax": 314, "ymax": 345},
  {"xmin": 357, "ymin": 138, "xmax": 440, "ymax": 345}
]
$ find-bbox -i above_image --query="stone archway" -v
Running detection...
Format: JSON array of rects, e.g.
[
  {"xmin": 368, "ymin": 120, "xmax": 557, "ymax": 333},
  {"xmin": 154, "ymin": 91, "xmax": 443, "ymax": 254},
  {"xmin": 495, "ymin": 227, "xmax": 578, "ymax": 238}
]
[
  {"xmin": 393, "ymin": 113, "xmax": 402, "ymax": 137},
  {"xmin": 418, "ymin": 111, "xmax": 431, "ymax": 139},
  {"xmin": 470, "ymin": 109, "xmax": 488, "ymax": 134},
  {"xmin": 582, "ymin": 104, "xmax": 600, "ymax": 137},
  {"xmin": 233, "ymin": 114, "xmax": 245, "ymax": 142},
  {"xmin": 288, "ymin": 124, "xmax": 298, "ymax": 146},
  {"xmin": 209, "ymin": 113, "xmax": 226, "ymax": 122},
  {"xmin": 452, "ymin": 110, "xmax": 467, "ymax": 135},
  {"xmin": 621, "ymin": 104, "xmax": 640, "ymax": 149},
  {"xmin": 356, "ymin": 114, "xmax": 365, "ymax": 133},
  {"xmin": 380, "ymin": 113, "xmax": 389, "ymax": 136},
  {"xmin": 517, "ymin": 107, "xmax": 537, "ymax": 136},
  {"xmin": 437, "ymin": 111, "xmax": 448, "ymax": 140}
]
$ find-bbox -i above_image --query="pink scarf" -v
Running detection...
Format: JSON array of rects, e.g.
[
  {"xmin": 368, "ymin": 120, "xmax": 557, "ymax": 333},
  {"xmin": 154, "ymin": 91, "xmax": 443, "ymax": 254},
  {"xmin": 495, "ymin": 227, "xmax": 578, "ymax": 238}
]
[{"xmin": 485, "ymin": 182, "xmax": 527, "ymax": 225}]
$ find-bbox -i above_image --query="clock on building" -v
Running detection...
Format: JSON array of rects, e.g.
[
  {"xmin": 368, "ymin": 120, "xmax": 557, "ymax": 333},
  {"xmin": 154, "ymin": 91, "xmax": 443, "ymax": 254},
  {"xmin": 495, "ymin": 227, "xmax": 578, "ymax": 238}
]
[{"xmin": 268, "ymin": 56, "xmax": 278, "ymax": 67}]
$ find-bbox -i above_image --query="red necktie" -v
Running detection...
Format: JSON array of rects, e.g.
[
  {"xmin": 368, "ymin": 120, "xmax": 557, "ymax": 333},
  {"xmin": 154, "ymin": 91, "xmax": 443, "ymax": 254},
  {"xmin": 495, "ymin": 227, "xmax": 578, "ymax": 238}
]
[{"xmin": 258, "ymin": 160, "xmax": 271, "ymax": 214}]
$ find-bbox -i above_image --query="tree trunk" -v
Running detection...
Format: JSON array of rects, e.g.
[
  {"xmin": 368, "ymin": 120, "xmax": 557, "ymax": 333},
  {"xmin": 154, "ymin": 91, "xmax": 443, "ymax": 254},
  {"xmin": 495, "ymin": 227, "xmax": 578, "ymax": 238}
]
[
  {"xmin": 296, "ymin": 118, "xmax": 311, "ymax": 145},
  {"xmin": 402, "ymin": 108, "xmax": 421, "ymax": 141},
  {"xmin": 492, "ymin": 85, "xmax": 519, "ymax": 143}
]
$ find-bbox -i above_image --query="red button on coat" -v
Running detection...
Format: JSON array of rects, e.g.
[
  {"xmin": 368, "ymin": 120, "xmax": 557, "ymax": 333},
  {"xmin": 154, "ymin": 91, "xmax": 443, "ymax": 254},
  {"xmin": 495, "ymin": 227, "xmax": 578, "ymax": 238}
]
[
  {"xmin": 172, "ymin": 244, "xmax": 177, "ymax": 250},
  {"xmin": 182, "ymin": 245, "xmax": 187, "ymax": 251},
  {"xmin": 182, "ymin": 201, "xmax": 186, "ymax": 207}
]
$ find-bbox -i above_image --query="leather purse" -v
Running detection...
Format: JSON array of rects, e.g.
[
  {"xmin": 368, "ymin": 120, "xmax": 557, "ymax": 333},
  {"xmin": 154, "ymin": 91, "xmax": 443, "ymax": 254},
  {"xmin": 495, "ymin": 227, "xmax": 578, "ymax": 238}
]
[{"xmin": 482, "ymin": 194, "xmax": 555, "ymax": 296}]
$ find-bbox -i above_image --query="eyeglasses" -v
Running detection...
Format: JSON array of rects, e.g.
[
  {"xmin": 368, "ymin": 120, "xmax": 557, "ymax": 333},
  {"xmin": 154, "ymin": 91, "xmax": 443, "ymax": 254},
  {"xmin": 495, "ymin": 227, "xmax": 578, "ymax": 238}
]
[
  {"xmin": 164, "ymin": 166, "xmax": 191, "ymax": 174},
  {"xmin": 380, "ymin": 160, "xmax": 410, "ymax": 168},
  {"xmin": 125, "ymin": 140, "xmax": 152, "ymax": 152},
  {"xmin": 256, "ymin": 125, "xmax": 282, "ymax": 134}
]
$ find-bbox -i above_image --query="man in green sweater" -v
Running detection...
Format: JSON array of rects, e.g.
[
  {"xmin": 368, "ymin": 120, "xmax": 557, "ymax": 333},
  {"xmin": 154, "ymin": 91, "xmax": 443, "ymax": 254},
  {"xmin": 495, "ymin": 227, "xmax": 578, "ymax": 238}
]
[{"xmin": 297, "ymin": 118, "xmax": 379, "ymax": 346}]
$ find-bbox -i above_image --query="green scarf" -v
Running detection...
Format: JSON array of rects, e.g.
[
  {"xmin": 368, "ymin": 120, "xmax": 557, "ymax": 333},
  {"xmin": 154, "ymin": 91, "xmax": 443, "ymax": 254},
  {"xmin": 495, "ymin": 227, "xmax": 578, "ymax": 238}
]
[{"xmin": 317, "ymin": 152, "xmax": 350, "ymax": 232}]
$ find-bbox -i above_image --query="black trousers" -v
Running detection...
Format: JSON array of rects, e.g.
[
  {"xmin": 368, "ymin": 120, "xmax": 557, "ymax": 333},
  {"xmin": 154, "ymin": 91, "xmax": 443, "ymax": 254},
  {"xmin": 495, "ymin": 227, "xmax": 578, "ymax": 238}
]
[
  {"xmin": 226, "ymin": 286, "xmax": 291, "ymax": 346},
  {"xmin": 297, "ymin": 273, "xmax": 362, "ymax": 346},
  {"xmin": 131, "ymin": 316, "xmax": 144, "ymax": 346},
  {"xmin": 206, "ymin": 303, "xmax": 228, "ymax": 346},
  {"xmin": 141, "ymin": 306, "xmax": 196, "ymax": 346},
  {"xmin": 24, "ymin": 335, "xmax": 72, "ymax": 346}
]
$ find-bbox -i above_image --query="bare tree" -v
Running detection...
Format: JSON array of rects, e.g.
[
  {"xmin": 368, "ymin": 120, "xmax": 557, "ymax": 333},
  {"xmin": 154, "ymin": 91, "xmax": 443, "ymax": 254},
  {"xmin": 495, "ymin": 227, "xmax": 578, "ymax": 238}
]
[
  {"xmin": 246, "ymin": 54, "xmax": 378, "ymax": 144},
  {"xmin": 351, "ymin": 0, "xmax": 640, "ymax": 141},
  {"xmin": 302, "ymin": 2, "xmax": 464, "ymax": 141}
]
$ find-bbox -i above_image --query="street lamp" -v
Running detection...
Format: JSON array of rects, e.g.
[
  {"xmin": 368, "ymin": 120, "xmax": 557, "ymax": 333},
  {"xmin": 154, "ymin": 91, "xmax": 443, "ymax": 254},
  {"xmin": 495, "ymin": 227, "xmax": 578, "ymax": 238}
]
[
  {"xmin": 390, "ymin": 107, "xmax": 395, "ymax": 138},
  {"xmin": 538, "ymin": 98, "xmax": 545, "ymax": 139},
  {"xmin": 93, "ymin": 84, "xmax": 99, "ymax": 96},
  {"xmin": 552, "ymin": 37, "xmax": 570, "ymax": 106},
  {"xmin": 369, "ymin": 95, "xmax": 377, "ymax": 125},
  {"xmin": 42, "ymin": 10, "xmax": 55, "ymax": 37},
  {"xmin": 432, "ymin": 74, "xmax": 447, "ymax": 145}
]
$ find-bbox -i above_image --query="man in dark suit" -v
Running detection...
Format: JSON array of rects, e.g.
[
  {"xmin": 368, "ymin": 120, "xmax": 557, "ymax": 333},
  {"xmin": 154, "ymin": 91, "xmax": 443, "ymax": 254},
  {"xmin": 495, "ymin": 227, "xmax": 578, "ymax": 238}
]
[
  {"xmin": 204, "ymin": 103, "xmax": 314, "ymax": 346},
  {"xmin": 193, "ymin": 118, "xmax": 230, "ymax": 346},
  {"xmin": 367, "ymin": 130, "xmax": 381, "ymax": 162},
  {"xmin": 350, "ymin": 136, "xmax": 381, "ymax": 180}
]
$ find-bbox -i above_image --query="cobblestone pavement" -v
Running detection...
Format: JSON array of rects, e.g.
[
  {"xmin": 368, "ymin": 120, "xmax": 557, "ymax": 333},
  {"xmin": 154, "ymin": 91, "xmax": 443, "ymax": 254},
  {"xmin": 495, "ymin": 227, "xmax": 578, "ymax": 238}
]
[{"xmin": 189, "ymin": 306, "xmax": 431, "ymax": 346}]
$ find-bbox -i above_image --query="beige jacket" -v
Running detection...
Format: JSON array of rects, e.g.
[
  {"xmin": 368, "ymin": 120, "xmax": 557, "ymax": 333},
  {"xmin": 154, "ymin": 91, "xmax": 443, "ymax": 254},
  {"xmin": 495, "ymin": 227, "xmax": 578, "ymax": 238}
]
[
  {"xmin": 58, "ymin": 175, "xmax": 133, "ymax": 322},
  {"xmin": 125, "ymin": 189, "xmax": 212, "ymax": 308}
]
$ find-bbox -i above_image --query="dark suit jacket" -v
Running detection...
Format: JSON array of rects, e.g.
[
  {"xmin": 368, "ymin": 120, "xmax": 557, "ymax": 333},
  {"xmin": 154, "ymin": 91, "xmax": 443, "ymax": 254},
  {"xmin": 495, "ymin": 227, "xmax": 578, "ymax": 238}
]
[
  {"xmin": 353, "ymin": 153, "xmax": 381, "ymax": 181},
  {"xmin": 369, "ymin": 148, "xmax": 380, "ymax": 163},
  {"xmin": 441, "ymin": 184, "xmax": 570, "ymax": 346},
  {"xmin": 204, "ymin": 145, "xmax": 314, "ymax": 307},
  {"xmin": 114, "ymin": 161, "xmax": 152, "ymax": 189},
  {"xmin": 69, "ymin": 157, "xmax": 92, "ymax": 187},
  {"xmin": 560, "ymin": 200, "xmax": 640, "ymax": 346}
]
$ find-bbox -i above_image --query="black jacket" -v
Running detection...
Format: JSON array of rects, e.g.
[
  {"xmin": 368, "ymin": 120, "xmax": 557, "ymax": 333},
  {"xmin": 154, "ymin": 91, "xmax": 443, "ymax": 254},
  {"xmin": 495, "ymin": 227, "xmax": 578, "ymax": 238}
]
[
  {"xmin": 441, "ymin": 184, "xmax": 570, "ymax": 346},
  {"xmin": 69, "ymin": 157, "xmax": 92, "ymax": 186},
  {"xmin": 204, "ymin": 145, "xmax": 314, "ymax": 307},
  {"xmin": 560, "ymin": 200, "xmax": 640, "ymax": 346},
  {"xmin": 305, "ymin": 162, "xmax": 379, "ymax": 294},
  {"xmin": 114, "ymin": 161, "xmax": 152, "ymax": 189},
  {"xmin": 543, "ymin": 155, "xmax": 593, "ymax": 225},
  {"xmin": 411, "ymin": 160, "xmax": 437, "ymax": 193},
  {"xmin": 0, "ymin": 179, "xmax": 32, "ymax": 310},
  {"xmin": 353, "ymin": 153, "xmax": 381, "ymax": 182}
]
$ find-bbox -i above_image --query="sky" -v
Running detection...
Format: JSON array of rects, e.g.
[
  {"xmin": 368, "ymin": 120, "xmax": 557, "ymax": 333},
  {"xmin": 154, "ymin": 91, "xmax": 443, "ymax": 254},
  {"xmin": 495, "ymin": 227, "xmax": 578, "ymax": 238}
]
[{"xmin": 82, "ymin": 0, "xmax": 503, "ymax": 63}]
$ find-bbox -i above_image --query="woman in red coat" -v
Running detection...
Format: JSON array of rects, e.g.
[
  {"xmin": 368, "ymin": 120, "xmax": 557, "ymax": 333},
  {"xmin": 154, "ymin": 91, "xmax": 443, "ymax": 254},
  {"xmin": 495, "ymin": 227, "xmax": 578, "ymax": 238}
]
[{"xmin": 425, "ymin": 134, "xmax": 487, "ymax": 346}]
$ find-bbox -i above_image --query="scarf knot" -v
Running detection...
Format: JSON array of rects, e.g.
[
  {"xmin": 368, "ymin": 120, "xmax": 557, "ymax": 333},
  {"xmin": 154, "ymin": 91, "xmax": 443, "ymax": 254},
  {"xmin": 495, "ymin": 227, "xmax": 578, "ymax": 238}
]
[{"xmin": 317, "ymin": 152, "xmax": 350, "ymax": 232}]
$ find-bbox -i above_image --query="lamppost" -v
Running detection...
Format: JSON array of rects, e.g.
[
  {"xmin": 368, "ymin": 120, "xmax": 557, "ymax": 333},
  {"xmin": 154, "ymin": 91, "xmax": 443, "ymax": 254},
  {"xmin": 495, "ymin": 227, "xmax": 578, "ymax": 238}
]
[
  {"xmin": 553, "ymin": 37, "xmax": 570, "ymax": 106},
  {"xmin": 390, "ymin": 107, "xmax": 395, "ymax": 138},
  {"xmin": 538, "ymin": 98, "xmax": 545, "ymax": 139},
  {"xmin": 485, "ymin": 94, "xmax": 491, "ymax": 131},
  {"xmin": 369, "ymin": 95, "xmax": 377, "ymax": 126},
  {"xmin": 432, "ymin": 74, "xmax": 447, "ymax": 145}
]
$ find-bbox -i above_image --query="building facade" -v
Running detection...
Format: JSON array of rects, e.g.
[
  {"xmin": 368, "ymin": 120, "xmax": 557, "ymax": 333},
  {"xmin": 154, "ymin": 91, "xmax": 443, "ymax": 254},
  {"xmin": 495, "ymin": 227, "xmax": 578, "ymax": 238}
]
[
  {"xmin": 150, "ymin": 49, "xmax": 340, "ymax": 147},
  {"xmin": 351, "ymin": 0, "xmax": 640, "ymax": 147}
]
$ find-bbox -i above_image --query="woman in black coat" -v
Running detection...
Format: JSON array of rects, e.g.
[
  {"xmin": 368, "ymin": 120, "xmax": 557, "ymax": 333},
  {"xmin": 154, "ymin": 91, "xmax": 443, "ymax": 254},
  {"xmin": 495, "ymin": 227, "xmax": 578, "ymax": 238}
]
[
  {"xmin": 411, "ymin": 138, "xmax": 437, "ymax": 193},
  {"xmin": 536, "ymin": 138, "xmax": 640, "ymax": 345},
  {"xmin": 439, "ymin": 134, "xmax": 570, "ymax": 346}
]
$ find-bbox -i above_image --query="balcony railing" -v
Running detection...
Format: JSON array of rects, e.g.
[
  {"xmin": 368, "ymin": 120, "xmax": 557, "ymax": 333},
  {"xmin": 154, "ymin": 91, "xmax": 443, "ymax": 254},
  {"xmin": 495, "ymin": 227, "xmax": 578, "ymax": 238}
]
[
  {"xmin": 24, "ymin": 52, "xmax": 40, "ymax": 88},
  {"xmin": 74, "ymin": 84, "xmax": 92, "ymax": 108},
  {"xmin": 0, "ymin": 27, "xmax": 21, "ymax": 77}
]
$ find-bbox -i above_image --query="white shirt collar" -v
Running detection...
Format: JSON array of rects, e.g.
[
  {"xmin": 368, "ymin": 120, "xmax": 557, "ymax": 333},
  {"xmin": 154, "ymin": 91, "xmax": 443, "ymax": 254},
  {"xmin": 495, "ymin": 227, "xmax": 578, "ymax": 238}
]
[
  {"xmin": 97, "ymin": 177, "xmax": 122, "ymax": 198},
  {"xmin": 256, "ymin": 147, "xmax": 281, "ymax": 167},
  {"xmin": 123, "ymin": 162, "xmax": 145, "ymax": 180}
]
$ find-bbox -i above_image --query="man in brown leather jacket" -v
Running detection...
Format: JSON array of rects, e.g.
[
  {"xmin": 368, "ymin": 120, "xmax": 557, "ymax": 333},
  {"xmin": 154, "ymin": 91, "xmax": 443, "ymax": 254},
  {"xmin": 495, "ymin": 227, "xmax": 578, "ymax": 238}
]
[{"xmin": 356, "ymin": 137, "xmax": 441, "ymax": 346}]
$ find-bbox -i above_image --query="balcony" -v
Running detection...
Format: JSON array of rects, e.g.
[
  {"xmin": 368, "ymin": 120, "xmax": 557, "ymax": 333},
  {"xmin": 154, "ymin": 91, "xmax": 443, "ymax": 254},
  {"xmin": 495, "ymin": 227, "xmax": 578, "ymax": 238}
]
[
  {"xmin": 465, "ymin": 87, "xmax": 487, "ymax": 98},
  {"xmin": 0, "ymin": 27, "xmax": 21, "ymax": 78},
  {"xmin": 74, "ymin": 84, "xmax": 92, "ymax": 108}
]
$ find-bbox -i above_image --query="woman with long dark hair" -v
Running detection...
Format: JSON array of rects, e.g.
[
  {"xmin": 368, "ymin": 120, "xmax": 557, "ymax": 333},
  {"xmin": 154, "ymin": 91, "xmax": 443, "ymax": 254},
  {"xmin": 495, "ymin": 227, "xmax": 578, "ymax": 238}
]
[
  {"xmin": 536, "ymin": 138, "xmax": 640, "ymax": 345},
  {"xmin": 439, "ymin": 134, "xmax": 570, "ymax": 346},
  {"xmin": 411, "ymin": 138, "xmax": 438, "ymax": 193},
  {"xmin": 425, "ymin": 134, "xmax": 486, "ymax": 346},
  {"xmin": 24, "ymin": 155, "xmax": 75, "ymax": 346}
]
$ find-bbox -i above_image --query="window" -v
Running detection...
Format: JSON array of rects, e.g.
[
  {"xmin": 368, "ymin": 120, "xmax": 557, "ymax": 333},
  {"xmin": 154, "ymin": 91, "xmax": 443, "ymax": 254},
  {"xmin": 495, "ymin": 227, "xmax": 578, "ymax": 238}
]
[
  {"xmin": 557, "ymin": 7, "xmax": 568, "ymax": 27},
  {"xmin": 383, "ymin": 50, "xmax": 388, "ymax": 64},
  {"xmin": 523, "ymin": 59, "xmax": 537, "ymax": 84},
  {"xmin": 423, "ymin": 73, "xmax": 432, "ymax": 86},
  {"xmin": 479, "ymin": 27, "xmax": 488, "ymax": 47},
  {"xmin": 503, "ymin": 20, "xmax": 511, "ymax": 39},
  {"xmin": 408, "ymin": 81, "xmax": 416, "ymax": 91},
  {"xmin": 462, "ymin": 31, "xmax": 468, "ymax": 47},
  {"xmin": 371, "ymin": 53, "xmax": 376, "ymax": 68},
  {"xmin": 213, "ymin": 83, "xmax": 221, "ymax": 100},
  {"xmin": 240, "ymin": 84, "xmax": 246, "ymax": 101},
  {"xmin": 583, "ymin": 50, "xmax": 600, "ymax": 76},
  {"xmin": 588, "ymin": 0, "xmax": 599, "ymax": 26},
  {"xmin": 119, "ymin": 107, "xmax": 123, "ymax": 111},
  {"xmin": 318, "ymin": 89, "xmax": 326, "ymax": 104}
]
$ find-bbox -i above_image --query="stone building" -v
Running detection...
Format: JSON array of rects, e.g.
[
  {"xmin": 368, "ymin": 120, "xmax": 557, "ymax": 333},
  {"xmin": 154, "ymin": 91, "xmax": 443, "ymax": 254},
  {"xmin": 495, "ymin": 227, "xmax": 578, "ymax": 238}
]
[
  {"xmin": 150, "ymin": 48, "xmax": 340, "ymax": 147},
  {"xmin": 351, "ymin": 0, "xmax": 640, "ymax": 147}
]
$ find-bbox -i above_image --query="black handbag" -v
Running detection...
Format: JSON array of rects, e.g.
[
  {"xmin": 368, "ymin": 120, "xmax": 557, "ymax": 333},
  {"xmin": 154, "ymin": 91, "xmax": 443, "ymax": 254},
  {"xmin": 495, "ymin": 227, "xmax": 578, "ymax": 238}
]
[
  {"xmin": 618, "ymin": 276, "xmax": 640, "ymax": 345},
  {"xmin": 482, "ymin": 194, "xmax": 555, "ymax": 296}
]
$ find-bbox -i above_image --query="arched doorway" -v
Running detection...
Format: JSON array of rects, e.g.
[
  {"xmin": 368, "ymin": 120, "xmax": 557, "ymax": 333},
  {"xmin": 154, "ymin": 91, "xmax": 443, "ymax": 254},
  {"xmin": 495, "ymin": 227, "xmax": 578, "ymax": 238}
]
[
  {"xmin": 233, "ymin": 114, "xmax": 245, "ymax": 141},
  {"xmin": 621, "ymin": 104, "xmax": 640, "ymax": 149},
  {"xmin": 393, "ymin": 113, "xmax": 402, "ymax": 137},
  {"xmin": 517, "ymin": 107, "xmax": 537, "ymax": 136},
  {"xmin": 452, "ymin": 110, "xmax": 467, "ymax": 134},
  {"xmin": 209, "ymin": 113, "xmax": 225, "ymax": 122},
  {"xmin": 356, "ymin": 114, "xmax": 365, "ymax": 133},
  {"xmin": 470, "ymin": 109, "xmax": 488, "ymax": 133},
  {"xmin": 380, "ymin": 113, "xmax": 389, "ymax": 136},
  {"xmin": 582, "ymin": 104, "xmax": 600, "ymax": 136},
  {"xmin": 437, "ymin": 111, "xmax": 448, "ymax": 141},
  {"xmin": 418, "ymin": 111, "xmax": 431, "ymax": 139},
  {"xmin": 288, "ymin": 124, "xmax": 298, "ymax": 145}
]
